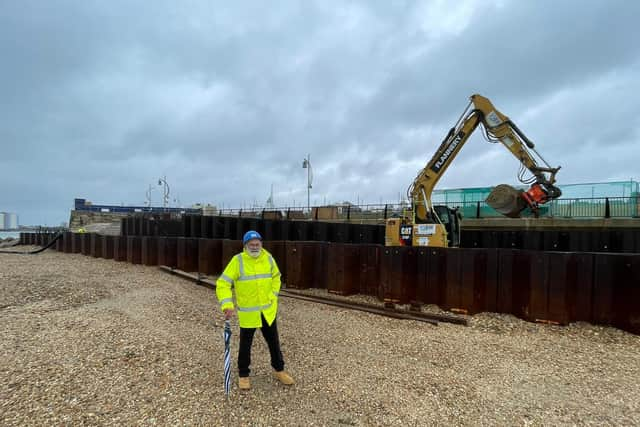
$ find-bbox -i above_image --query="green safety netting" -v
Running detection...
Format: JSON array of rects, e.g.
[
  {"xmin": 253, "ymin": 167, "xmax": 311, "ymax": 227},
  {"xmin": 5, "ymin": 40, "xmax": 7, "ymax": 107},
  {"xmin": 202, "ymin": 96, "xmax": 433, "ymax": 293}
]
[{"xmin": 432, "ymin": 180, "xmax": 639, "ymax": 218}]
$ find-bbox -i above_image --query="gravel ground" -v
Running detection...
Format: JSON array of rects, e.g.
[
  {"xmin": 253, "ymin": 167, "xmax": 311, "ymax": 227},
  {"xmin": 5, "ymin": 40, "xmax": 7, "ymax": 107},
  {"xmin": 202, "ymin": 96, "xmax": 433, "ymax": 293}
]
[{"xmin": 1, "ymin": 248, "xmax": 640, "ymax": 426}]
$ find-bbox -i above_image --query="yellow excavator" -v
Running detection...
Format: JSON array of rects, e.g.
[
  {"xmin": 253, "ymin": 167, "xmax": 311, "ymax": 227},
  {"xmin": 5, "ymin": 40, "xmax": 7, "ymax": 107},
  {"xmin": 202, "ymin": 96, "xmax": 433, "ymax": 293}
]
[{"xmin": 385, "ymin": 94, "xmax": 562, "ymax": 247}]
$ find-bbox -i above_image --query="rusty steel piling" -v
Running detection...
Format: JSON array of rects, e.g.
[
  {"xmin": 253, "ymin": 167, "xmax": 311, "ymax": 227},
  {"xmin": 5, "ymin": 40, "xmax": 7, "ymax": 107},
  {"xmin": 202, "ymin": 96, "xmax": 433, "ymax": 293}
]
[{"xmin": 17, "ymin": 230, "xmax": 640, "ymax": 335}]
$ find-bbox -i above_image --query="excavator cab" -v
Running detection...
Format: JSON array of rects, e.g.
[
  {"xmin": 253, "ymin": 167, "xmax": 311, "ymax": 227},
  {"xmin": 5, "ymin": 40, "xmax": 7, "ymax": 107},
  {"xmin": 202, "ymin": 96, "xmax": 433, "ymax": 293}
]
[
  {"xmin": 385, "ymin": 205, "xmax": 461, "ymax": 247},
  {"xmin": 432, "ymin": 205, "xmax": 461, "ymax": 247}
]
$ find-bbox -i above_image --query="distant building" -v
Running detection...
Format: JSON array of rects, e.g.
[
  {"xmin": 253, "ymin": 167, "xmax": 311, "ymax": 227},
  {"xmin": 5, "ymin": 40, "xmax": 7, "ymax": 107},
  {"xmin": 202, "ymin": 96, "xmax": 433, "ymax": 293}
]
[
  {"xmin": 333, "ymin": 201, "xmax": 362, "ymax": 214},
  {"xmin": 73, "ymin": 198, "xmax": 201, "ymax": 215},
  {"xmin": 0, "ymin": 212, "xmax": 18, "ymax": 230},
  {"xmin": 7, "ymin": 213, "xmax": 18, "ymax": 229}
]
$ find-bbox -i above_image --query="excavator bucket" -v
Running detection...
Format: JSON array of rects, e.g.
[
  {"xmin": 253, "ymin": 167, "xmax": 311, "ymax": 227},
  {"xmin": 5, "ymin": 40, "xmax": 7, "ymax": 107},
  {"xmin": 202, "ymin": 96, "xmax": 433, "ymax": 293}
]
[{"xmin": 486, "ymin": 184, "xmax": 528, "ymax": 218}]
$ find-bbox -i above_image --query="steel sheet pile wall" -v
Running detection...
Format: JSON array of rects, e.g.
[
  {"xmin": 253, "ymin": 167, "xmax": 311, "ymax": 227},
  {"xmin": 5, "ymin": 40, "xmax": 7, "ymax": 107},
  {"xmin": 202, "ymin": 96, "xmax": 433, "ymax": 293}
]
[
  {"xmin": 113, "ymin": 236, "xmax": 127, "ymax": 261},
  {"xmin": 19, "ymin": 232, "xmax": 640, "ymax": 335},
  {"xmin": 262, "ymin": 241, "xmax": 287, "ymax": 283},
  {"xmin": 62, "ymin": 232, "xmax": 72, "ymax": 253},
  {"xmin": 71, "ymin": 233, "xmax": 82, "ymax": 254},
  {"xmin": 102, "ymin": 235, "xmax": 115, "ymax": 259},
  {"xmin": 141, "ymin": 237, "xmax": 158, "ymax": 266},
  {"xmin": 200, "ymin": 216, "xmax": 213, "ymax": 239},
  {"xmin": 80, "ymin": 234, "xmax": 91, "ymax": 256},
  {"xmin": 90, "ymin": 234, "xmax": 103, "ymax": 258},
  {"xmin": 120, "ymin": 214, "xmax": 385, "ymax": 245},
  {"xmin": 360, "ymin": 244, "xmax": 381, "ymax": 296},
  {"xmin": 376, "ymin": 246, "xmax": 640, "ymax": 333},
  {"xmin": 445, "ymin": 248, "xmax": 499, "ymax": 315},
  {"xmin": 198, "ymin": 238, "xmax": 222, "ymax": 274},
  {"xmin": 221, "ymin": 240, "xmax": 243, "ymax": 268},
  {"xmin": 177, "ymin": 238, "xmax": 199, "ymax": 272},
  {"xmin": 462, "ymin": 229, "xmax": 640, "ymax": 253},
  {"xmin": 157, "ymin": 237, "xmax": 177, "ymax": 268},
  {"xmin": 285, "ymin": 242, "xmax": 328, "ymax": 290},
  {"xmin": 127, "ymin": 236, "xmax": 142, "ymax": 265},
  {"xmin": 327, "ymin": 243, "xmax": 361, "ymax": 296},
  {"xmin": 380, "ymin": 247, "xmax": 416, "ymax": 303},
  {"xmin": 263, "ymin": 220, "xmax": 284, "ymax": 241}
]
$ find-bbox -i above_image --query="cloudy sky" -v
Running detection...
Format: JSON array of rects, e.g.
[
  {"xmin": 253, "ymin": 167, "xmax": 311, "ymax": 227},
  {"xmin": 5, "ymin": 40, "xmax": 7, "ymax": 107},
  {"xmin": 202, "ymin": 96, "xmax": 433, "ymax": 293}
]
[{"xmin": 2, "ymin": 0, "xmax": 639, "ymax": 226}]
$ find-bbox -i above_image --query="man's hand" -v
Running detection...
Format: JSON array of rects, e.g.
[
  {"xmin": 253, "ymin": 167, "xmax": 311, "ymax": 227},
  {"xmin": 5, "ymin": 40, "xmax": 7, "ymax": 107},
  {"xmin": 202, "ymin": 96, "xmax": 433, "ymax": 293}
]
[{"xmin": 223, "ymin": 308, "xmax": 235, "ymax": 320}]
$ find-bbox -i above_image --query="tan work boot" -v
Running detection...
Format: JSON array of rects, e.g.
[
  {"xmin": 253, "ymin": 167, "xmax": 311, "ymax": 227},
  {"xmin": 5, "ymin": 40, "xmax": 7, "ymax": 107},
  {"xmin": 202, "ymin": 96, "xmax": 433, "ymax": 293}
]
[
  {"xmin": 238, "ymin": 377, "xmax": 250, "ymax": 390},
  {"xmin": 273, "ymin": 370, "xmax": 295, "ymax": 385}
]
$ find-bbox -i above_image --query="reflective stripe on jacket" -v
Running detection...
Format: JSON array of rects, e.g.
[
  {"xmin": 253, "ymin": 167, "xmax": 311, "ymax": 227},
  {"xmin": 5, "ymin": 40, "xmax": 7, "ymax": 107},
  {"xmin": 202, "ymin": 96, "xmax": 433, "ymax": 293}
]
[{"xmin": 215, "ymin": 248, "xmax": 282, "ymax": 328}]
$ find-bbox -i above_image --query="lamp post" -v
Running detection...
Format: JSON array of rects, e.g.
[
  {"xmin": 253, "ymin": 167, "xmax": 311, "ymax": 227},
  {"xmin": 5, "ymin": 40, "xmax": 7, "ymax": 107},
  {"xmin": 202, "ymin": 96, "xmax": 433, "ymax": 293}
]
[
  {"xmin": 302, "ymin": 154, "xmax": 312, "ymax": 214},
  {"xmin": 158, "ymin": 176, "xmax": 170, "ymax": 211},
  {"xmin": 145, "ymin": 184, "xmax": 154, "ymax": 210}
]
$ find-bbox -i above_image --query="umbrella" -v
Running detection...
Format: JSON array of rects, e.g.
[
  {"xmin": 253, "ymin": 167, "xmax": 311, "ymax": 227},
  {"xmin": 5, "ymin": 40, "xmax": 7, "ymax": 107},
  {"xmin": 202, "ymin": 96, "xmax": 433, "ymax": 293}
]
[{"xmin": 223, "ymin": 319, "xmax": 232, "ymax": 397}]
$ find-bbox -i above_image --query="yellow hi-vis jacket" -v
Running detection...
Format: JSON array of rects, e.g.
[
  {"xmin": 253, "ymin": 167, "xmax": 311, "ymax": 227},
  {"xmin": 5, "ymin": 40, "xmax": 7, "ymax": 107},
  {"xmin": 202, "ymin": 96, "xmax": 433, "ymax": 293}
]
[{"xmin": 216, "ymin": 248, "xmax": 281, "ymax": 328}]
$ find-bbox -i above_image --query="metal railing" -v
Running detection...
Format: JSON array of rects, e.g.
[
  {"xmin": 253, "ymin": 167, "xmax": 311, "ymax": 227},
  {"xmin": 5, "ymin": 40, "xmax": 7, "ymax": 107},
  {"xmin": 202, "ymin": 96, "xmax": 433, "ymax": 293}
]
[
  {"xmin": 548, "ymin": 196, "xmax": 639, "ymax": 218},
  {"xmin": 216, "ymin": 196, "xmax": 640, "ymax": 221}
]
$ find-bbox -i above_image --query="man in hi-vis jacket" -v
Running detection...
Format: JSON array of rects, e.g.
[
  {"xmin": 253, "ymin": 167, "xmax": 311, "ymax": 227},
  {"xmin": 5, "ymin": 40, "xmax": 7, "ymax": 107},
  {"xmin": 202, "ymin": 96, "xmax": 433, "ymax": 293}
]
[{"xmin": 216, "ymin": 230, "xmax": 295, "ymax": 390}]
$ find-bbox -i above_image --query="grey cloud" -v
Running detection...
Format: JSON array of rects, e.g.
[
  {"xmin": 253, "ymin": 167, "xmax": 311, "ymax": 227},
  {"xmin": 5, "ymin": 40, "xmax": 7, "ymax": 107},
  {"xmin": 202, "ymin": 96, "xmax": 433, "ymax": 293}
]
[{"xmin": 1, "ymin": 0, "xmax": 639, "ymax": 225}]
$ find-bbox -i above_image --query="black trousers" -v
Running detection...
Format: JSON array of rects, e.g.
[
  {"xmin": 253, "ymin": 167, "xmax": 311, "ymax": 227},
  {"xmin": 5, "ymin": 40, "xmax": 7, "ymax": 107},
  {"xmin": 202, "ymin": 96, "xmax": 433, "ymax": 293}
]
[{"xmin": 238, "ymin": 313, "xmax": 285, "ymax": 377}]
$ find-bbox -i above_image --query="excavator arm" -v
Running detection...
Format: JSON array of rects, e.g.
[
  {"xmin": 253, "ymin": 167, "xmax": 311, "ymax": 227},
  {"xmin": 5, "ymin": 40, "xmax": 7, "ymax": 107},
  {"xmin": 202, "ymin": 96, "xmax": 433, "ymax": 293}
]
[
  {"xmin": 409, "ymin": 94, "xmax": 561, "ymax": 221},
  {"xmin": 386, "ymin": 93, "xmax": 562, "ymax": 247},
  {"xmin": 409, "ymin": 104, "xmax": 482, "ymax": 222}
]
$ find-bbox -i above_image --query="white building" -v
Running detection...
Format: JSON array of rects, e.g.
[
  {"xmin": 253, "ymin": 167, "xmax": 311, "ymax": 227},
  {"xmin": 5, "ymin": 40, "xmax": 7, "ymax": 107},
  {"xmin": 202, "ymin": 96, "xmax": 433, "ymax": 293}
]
[
  {"xmin": 1, "ymin": 212, "xmax": 18, "ymax": 229},
  {"xmin": 6, "ymin": 213, "xmax": 18, "ymax": 229}
]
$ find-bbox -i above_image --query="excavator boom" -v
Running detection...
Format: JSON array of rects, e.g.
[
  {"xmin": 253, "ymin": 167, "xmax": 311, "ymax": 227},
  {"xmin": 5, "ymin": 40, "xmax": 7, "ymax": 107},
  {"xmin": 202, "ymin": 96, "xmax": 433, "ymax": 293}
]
[
  {"xmin": 410, "ymin": 94, "xmax": 561, "ymax": 220},
  {"xmin": 386, "ymin": 93, "xmax": 562, "ymax": 247}
]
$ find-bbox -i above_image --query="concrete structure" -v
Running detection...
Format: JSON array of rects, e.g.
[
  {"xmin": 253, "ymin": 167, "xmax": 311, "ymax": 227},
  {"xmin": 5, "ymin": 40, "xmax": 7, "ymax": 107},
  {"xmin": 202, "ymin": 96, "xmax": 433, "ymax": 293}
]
[{"xmin": 68, "ymin": 210, "xmax": 128, "ymax": 230}]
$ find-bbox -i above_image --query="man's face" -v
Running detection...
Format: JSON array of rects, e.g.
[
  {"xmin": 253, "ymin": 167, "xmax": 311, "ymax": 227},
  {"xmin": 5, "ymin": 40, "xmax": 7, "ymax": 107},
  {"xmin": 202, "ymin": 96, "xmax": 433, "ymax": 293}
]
[{"xmin": 246, "ymin": 239, "xmax": 262, "ymax": 256}]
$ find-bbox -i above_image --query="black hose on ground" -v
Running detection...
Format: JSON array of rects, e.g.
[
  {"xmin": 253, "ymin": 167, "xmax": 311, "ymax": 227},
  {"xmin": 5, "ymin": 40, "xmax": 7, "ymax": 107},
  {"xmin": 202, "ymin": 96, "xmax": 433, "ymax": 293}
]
[{"xmin": 0, "ymin": 232, "xmax": 64, "ymax": 255}]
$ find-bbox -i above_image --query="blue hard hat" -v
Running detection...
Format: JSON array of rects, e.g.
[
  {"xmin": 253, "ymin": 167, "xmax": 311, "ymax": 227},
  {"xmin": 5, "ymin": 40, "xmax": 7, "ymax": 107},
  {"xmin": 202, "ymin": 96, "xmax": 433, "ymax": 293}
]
[{"xmin": 243, "ymin": 230, "xmax": 262, "ymax": 245}]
